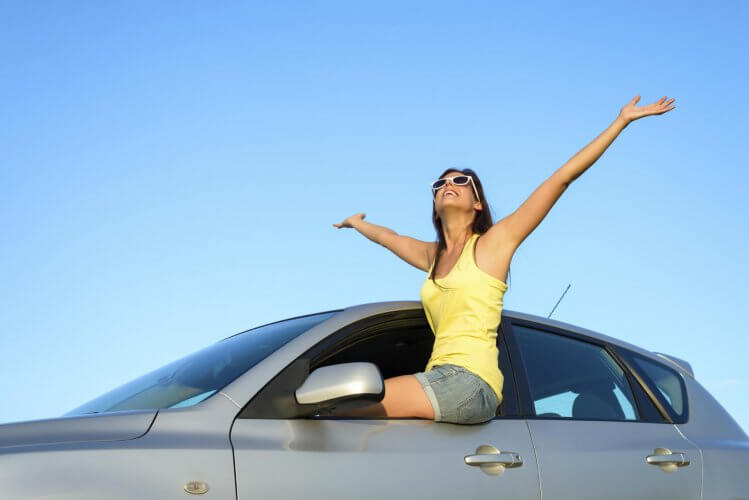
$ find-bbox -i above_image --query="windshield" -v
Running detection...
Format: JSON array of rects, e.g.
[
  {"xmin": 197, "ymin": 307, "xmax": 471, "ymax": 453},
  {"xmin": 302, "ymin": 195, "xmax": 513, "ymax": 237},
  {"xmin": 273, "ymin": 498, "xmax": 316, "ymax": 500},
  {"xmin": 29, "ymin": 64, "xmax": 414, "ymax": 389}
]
[{"xmin": 64, "ymin": 311, "xmax": 339, "ymax": 416}]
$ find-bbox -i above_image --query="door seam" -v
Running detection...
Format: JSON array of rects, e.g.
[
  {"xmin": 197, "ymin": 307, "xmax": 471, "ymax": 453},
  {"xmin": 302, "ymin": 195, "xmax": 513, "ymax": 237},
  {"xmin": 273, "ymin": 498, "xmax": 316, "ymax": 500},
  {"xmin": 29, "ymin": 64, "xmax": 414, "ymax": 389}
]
[
  {"xmin": 673, "ymin": 424, "xmax": 704, "ymax": 500},
  {"xmin": 524, "ymin": 419, "xmax": 543, "ymax": 500}
]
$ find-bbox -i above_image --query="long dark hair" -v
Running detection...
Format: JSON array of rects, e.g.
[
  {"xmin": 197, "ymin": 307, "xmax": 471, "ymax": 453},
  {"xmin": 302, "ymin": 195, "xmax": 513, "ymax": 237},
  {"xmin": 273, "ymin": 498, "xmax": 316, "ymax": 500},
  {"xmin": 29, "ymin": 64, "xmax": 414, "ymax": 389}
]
[{"xmin": 429, "ymin": 167, "xmax": 511, "ymax": 289}]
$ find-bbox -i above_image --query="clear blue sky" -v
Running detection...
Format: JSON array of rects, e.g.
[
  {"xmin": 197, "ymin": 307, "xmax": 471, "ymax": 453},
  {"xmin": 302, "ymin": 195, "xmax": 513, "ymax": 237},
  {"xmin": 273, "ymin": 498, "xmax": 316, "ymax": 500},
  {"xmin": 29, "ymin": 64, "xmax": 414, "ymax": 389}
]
[{"xmin": 2, "ymin": 1, "xmax": 747, "ymax": 432}]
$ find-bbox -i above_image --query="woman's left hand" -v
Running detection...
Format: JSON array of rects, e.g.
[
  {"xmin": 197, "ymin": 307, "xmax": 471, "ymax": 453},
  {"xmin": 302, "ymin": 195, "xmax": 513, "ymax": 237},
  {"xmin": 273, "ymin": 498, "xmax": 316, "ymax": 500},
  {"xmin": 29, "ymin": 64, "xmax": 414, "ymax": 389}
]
[{"xmin": 618, "ymin": 95, "xmax": 676, "ymax": 125}]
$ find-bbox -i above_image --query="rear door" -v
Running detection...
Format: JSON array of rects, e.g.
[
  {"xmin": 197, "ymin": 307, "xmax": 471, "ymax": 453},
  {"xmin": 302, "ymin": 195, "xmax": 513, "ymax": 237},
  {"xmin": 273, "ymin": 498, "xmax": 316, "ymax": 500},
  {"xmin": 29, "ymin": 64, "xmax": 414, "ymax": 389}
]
[{"xmin": 506, "ymin": 321, "xmax": 702, "ymax": 500}]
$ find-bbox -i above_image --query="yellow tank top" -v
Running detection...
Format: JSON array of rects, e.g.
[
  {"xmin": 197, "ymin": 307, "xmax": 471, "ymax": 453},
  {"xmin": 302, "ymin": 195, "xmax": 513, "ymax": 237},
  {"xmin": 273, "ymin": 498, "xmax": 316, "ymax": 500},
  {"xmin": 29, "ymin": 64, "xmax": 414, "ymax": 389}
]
[{"xmin": 420, "ymin": 232, "xmax": 508, "ymax": 404}]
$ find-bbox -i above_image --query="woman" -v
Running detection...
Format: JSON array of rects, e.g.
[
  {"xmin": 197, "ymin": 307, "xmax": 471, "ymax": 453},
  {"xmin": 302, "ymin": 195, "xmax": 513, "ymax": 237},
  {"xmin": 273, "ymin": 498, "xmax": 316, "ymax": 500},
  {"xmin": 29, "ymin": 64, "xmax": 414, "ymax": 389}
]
[{"xmin": 332, "ymin": 95, "xmax": 676, "ymax": 424}]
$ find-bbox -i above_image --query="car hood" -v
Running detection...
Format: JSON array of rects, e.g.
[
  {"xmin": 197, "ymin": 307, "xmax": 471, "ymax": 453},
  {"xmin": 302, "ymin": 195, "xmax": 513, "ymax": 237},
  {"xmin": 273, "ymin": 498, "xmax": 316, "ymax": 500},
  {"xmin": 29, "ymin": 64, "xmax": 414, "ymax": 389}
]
[{"xmin": 0, "ymin": 409, "xmax": 157, "ymax": 450}]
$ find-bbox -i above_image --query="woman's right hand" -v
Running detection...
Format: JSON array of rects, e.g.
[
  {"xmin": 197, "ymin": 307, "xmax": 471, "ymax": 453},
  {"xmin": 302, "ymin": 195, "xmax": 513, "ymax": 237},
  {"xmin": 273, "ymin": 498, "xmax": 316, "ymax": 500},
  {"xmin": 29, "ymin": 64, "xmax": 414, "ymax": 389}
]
[{"xmin": 333, "ymin": 213, "xmax": 366, "ymax": 229}]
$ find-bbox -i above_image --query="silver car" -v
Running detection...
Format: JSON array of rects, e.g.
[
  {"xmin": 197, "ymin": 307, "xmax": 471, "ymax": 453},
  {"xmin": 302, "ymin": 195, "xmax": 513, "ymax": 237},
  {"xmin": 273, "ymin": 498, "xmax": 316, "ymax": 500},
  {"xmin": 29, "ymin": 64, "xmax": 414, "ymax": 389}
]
[{"xmin": 2, "ymin": 301, "xmax": 747, "ymax": 499}]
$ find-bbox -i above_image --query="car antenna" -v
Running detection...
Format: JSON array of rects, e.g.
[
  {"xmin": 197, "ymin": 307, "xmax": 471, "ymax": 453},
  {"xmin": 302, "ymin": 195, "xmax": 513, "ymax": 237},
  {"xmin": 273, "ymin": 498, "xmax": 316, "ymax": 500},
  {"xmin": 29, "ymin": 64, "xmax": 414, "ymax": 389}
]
[{"xmin": 548, "ymin": 283, "xmax": 571, "ymax": 319}]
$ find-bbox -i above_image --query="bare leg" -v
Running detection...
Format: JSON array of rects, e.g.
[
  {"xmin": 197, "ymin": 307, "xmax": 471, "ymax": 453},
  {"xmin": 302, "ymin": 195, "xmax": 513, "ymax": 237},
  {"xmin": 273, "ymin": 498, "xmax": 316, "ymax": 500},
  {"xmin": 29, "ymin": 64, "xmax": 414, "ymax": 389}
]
[{"xmin": 328, "ymin": 374, "xmax": 435, "ymax": 419}]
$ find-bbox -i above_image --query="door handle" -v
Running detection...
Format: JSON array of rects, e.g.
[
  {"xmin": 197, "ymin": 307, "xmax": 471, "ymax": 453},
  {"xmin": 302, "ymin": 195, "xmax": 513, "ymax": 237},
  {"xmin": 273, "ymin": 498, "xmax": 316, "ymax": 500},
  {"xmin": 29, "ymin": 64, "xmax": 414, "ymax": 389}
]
[
  {"xmin": 645, "ymin": 447, "xmax": 690, "ymax": 473},
  {"xmin": 464, "ymin": 445, "xmax": 523, "ymax": 476},
  {"xmin": 465, "ymin": 452, "xmax": 523, "ymax": 466}
]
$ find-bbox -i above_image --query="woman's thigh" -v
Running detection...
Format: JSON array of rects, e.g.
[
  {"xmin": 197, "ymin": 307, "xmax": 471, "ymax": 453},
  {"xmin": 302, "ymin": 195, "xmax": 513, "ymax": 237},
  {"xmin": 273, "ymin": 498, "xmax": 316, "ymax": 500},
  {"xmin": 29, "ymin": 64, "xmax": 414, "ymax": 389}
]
[
  {"xmin": 379, "ymin": 374, "xmax": 435, "ymax": 420},
  {"xmin": 321, "ymin": 373, "xmax": 435, "ymax": 419}
]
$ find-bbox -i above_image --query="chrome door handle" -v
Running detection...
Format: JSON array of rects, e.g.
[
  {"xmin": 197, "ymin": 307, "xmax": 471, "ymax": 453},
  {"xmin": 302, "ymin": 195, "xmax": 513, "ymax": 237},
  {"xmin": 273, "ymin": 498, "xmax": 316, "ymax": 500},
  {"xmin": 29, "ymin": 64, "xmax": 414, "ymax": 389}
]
[
  {"xmin": 464, "ymin": 445, "xmax": 523, "ymax": 476},
  {"xmin": 646, "ymin": 453, "xmax": 689, "ymax": 466},
  {"xmin": 465, "ymin": 452, "xmax": 523, "ymax": 466},
  {"xmin": 645, "ymin": 447, "xmax": 690, "ymax": 472}
]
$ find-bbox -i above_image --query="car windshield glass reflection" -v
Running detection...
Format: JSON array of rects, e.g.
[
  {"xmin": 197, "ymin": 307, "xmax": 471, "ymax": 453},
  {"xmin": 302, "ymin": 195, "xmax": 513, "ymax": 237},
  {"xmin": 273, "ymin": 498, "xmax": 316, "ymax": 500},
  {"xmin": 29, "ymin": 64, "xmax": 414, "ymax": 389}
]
[{"xmin": 64, "ymin": 311, "xmax": 338, "ymax": 416}]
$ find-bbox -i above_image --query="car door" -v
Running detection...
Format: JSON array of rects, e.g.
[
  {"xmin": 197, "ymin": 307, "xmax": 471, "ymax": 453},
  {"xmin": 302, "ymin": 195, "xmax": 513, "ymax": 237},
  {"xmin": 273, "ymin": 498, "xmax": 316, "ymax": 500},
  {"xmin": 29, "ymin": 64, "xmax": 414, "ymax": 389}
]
[
  {"xmin": 230, "ymin": 317, "xmax": 541, "ymax": 500},
  {"xmin": 507, "ymin": 320, "xmax": 702, "ymax": 500}
]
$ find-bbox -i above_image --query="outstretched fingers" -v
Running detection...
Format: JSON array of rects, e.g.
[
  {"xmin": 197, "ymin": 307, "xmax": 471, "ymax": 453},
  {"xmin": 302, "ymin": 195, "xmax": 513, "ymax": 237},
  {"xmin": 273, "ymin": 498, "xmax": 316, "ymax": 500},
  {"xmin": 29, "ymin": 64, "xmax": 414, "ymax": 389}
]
[{"xmin": 650, "ymin": 97, "xmax": 676, "ymax": 115}]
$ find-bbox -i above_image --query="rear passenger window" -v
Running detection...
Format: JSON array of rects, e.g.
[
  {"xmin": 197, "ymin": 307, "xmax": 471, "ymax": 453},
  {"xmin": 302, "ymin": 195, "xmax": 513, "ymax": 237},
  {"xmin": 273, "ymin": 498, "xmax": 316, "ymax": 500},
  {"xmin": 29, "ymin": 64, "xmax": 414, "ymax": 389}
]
[
  {"xmin": 625, "ymin": 352, "xmax": 688, "ymax": 421},
  {"xmin": 512, "ymin": 324, "xmax": 639, "ymax": 421}
]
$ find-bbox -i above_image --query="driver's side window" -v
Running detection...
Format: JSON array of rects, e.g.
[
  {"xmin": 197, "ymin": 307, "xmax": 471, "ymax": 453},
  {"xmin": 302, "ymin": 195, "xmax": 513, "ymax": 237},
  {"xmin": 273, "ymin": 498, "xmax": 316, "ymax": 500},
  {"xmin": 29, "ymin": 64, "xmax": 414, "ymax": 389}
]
[
  {"xmin": 314, "ymin": 323, "xmax": 433, "ymax": 379},
  {"xmin": 239, "ymin": 312, "xmax": 518, "ymax": 419}
]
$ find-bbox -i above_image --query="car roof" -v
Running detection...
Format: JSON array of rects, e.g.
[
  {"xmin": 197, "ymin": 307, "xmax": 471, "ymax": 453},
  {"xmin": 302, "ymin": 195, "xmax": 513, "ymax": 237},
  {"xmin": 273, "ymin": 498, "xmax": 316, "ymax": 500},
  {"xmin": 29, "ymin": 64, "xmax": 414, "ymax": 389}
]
[{"xmin": 339, "ymin": 300, "xmax": 694, "ymax": 378}]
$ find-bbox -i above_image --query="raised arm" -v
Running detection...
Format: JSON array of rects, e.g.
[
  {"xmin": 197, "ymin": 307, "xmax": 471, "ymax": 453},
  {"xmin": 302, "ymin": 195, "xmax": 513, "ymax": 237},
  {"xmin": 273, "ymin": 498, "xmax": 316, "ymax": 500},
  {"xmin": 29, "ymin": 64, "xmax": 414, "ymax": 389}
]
[
  {"xmin": 333, "ymin": 213, "xmax": 435, "ymax": 271},
  {"xmin": 486, "ymin": 95, "xmax": 676, "ymax": 251}
]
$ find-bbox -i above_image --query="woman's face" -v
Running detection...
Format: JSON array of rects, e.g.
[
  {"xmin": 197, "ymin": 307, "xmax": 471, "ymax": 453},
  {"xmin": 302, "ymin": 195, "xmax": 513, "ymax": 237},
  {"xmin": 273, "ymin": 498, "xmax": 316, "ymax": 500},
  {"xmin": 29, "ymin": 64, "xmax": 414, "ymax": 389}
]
[{"xmin": 433, "ymin": 171, "xmax": 481, "ymax": 215}]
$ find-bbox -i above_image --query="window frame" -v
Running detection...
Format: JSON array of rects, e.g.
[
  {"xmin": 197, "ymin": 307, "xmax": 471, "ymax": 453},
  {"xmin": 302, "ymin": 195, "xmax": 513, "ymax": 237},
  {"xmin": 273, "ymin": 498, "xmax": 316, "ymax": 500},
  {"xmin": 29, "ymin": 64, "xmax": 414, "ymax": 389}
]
[
  {"xmin": 612, "ymin": 346, "xmax": 689, "ymax": 424},
  {"xmin": 238, "ymin": 309, "xmax": 524, "ymax": 420},
  {"xmin": 504, "ymin": 317, "xmax": 669, "ymax": 423},
  {"xmin": 497, "ymin": 315, "xmax": 522, "ymax": 418}
]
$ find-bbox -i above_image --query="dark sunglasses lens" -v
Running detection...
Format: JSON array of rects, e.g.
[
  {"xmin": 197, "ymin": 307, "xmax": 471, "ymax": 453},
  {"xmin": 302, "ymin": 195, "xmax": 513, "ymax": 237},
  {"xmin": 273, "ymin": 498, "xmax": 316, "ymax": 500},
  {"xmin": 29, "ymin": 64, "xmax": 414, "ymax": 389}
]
[
  {"xmin": 453, "ymin": 176, "xmax": 470, "ymax": 185},
  {"xmin": 432, "ymin": 179, "xmax": 447, "ymax": 190}
]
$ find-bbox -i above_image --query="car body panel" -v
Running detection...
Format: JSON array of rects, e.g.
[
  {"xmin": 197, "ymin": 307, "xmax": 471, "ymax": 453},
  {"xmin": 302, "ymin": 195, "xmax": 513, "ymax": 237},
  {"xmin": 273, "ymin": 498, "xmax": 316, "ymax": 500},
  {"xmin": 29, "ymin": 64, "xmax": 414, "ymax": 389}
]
[
  {"xmin": 0, "ymin": 409, "xmax": 156, "ymax": 449},
  {"xmin": 232, "ymin": 417, "xmax": 541, "ymax": 500},
  {"xmin": 0, "ymin": 396, "xmax": 239, "ymax": 499},
  {"xmin": 675, "ymin": 374, "xmax": 749, "ymax": 498},
  {"xmin": 527, "ymin": 420, "xmax": 701, "ymax": 500}
]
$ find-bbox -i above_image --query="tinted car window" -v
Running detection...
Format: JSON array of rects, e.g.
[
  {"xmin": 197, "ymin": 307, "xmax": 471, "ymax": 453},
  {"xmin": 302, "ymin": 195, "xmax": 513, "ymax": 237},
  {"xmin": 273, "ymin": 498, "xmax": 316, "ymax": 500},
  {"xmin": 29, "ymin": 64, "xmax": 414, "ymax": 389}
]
[
  {"xmin": 626, "ymin": 352, "xmax": 688, "ymax": 420},
  {"xmin": 65, "ymin": 311, "xmax": 338, "ymax": 415},
  {"xmin": 512, "ymin": 324, "xmax": 638, "ymax": 421}
]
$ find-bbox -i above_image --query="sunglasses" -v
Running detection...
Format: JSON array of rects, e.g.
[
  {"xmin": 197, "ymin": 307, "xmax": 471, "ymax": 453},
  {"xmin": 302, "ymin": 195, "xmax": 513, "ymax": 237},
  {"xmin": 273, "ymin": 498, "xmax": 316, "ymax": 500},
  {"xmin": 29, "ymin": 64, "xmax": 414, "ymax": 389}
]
[{"xmin": 431, "ymin": 175, "xmax": 480, "ymax": 201}]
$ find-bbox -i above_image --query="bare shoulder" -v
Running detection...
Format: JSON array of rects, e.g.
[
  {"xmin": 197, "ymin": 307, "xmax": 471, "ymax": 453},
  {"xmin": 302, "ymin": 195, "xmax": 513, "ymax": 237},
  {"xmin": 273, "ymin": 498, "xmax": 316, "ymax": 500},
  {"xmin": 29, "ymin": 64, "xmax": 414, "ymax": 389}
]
[{"xmin": 478, "ymin": 217, "xmax": 518, "ymax": 254}]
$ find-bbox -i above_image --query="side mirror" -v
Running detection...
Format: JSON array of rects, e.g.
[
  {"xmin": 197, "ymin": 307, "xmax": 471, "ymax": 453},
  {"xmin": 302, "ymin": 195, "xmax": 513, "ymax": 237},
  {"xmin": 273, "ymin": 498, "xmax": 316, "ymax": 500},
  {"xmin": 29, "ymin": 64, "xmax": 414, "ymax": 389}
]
[{"xmin": 295, "ymin": 362, "xmax": 384, "ymax": 414}]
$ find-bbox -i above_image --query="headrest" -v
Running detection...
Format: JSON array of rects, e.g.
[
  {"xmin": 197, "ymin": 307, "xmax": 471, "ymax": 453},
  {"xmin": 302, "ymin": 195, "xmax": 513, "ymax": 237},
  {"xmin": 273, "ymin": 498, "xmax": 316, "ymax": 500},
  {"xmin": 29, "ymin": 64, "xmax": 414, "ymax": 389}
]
[{"xmin": 572, "ymin": 391, "xmax": 624, "ymax": 420}]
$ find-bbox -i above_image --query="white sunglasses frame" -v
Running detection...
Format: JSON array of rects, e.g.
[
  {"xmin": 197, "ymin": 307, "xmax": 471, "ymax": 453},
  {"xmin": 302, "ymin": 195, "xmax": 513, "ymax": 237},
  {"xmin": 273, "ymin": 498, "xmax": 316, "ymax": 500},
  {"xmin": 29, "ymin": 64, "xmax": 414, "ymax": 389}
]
[{"xmin": 431, "ymin": 175, "xmax": 480, "ymax": 202}]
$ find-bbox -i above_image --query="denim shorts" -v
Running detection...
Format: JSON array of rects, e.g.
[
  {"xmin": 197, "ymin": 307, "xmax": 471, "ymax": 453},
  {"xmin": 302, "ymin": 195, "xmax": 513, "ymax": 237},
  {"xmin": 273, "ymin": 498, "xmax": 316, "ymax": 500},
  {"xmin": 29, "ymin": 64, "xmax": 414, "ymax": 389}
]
[{"xmin": 413, "ymin": 364, "xmax": 499, "ymax": 424}]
